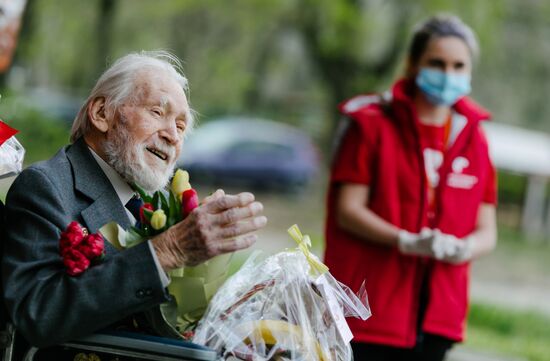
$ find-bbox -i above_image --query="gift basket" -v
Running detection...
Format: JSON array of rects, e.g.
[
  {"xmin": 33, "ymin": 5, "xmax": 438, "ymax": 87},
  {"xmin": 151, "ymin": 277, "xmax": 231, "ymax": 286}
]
[{"xmin": 193, "ymin": 225, "xmax": 371, "ymax": 361}]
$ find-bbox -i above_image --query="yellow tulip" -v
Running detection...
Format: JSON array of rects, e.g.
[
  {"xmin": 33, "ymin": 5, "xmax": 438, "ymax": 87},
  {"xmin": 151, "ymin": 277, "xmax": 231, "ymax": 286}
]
[
  {"xmin": 150, "ymin": 209, "xmax": 167, "ymax": 230},
  {"xmin": 171, "ymin": 169, "xmax": 192, "ymax": 201}
]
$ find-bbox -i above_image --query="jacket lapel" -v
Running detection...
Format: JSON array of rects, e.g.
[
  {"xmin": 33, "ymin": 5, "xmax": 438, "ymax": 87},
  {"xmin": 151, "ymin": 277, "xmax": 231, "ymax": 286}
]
[{"xmin": 66, "ymin": 138, "xmax": 132, "ymax": 236}]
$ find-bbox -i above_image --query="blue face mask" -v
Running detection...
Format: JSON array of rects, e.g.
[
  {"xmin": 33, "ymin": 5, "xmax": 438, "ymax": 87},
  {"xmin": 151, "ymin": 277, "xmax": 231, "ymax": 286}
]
[{"xmin": 415, "ymin": 68, "xmax": 471, "ymax": 106}]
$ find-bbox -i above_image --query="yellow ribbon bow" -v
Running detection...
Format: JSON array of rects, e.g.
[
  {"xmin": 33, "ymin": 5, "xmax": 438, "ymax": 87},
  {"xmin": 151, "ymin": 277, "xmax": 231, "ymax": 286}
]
[{"xmin": 287, "ymin": 224, "xmax": 329, "ymax": 278}]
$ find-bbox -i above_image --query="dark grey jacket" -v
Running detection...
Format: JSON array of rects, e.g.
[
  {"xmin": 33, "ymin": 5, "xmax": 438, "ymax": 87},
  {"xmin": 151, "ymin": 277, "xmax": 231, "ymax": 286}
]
[{"xmin": 1, "ymin": 138, "xmax": 170, "ymax": 347}]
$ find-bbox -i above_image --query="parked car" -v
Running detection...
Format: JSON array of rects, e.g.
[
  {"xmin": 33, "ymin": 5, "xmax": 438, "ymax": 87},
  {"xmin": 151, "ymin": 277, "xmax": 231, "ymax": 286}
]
[
  {"xmin": 8, "ymin": 87, "xmax": 83, "ymax": 124},
  {"xmin": 177, "ymin": 117, "xmax": 320, "ymax": 191}
]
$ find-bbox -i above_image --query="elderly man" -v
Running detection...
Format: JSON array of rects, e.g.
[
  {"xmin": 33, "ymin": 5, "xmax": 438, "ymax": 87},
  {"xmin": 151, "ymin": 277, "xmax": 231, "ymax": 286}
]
[{"xmin": 2, "ymin": 51, "xmax": 267, "ymax": 348}]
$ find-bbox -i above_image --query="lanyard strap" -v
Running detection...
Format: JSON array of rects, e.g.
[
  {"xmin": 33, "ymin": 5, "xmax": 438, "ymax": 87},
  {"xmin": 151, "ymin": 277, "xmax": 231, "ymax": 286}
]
[{"xmin": 426, "ymin": 112, "xmax": 453, "ymax": 209}]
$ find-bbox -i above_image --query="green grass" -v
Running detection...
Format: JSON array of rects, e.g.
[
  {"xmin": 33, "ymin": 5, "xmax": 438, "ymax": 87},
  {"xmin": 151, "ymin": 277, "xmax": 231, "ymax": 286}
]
[{"xmin": 467, "ymin": 302, "xmax": 550, "ymax": 361}]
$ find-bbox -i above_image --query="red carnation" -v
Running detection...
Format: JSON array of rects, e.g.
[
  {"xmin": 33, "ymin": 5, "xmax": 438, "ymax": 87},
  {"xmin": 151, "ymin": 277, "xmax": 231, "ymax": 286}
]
[
  {"xmin": 139, "ymin": 202, "xmax": 154, "ymax": 225},
  {"xmin": 62, "ymin": 248, "xmax": 91, "ymax": 276},
  {"xmin": 59, "ymin": 221, "xmax": 85, "ymax": 254},
  {"xmin": 181, "ymin": 189, "xmax": 199, "ymax": 218},
  {"xmin": 78, "ymin": 233, "xmax": 105, "ymax": 259},
  {"xmin": 59, "ymin": 221, "xmax": 105, "ymax": 276}
]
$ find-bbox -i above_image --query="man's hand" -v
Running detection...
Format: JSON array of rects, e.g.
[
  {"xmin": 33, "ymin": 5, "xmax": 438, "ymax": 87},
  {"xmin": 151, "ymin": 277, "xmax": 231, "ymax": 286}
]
[
  {"xmin": 151, "ymin": 189, "xmax": 267, "ymax": 270},
  {"xmin": 397, "ymin": 228, "xmax": 435, "ymax": 257}
]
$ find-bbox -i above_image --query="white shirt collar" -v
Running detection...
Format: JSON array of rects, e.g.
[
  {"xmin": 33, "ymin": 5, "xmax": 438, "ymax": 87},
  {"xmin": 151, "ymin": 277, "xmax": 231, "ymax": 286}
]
[
  {"xmin": 88, "ymin": 147, "xmax": 171, "ymax": 287},
  {"xmin": 88, "ymin": 147, "xmax": 135, "ymax": 211}
]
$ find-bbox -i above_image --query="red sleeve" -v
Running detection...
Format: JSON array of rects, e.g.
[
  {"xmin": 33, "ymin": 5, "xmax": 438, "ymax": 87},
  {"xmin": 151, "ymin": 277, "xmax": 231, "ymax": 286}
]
[
  {"xmin": 479, "ymin": 126, "xmax": 497, "ymax": 204},
  {"xmin": 482, "ymin": 158, "xmax": 497, "ymax": 204},
  {"xmin": 330, "ymin": 120, "xmax": 375, "ymax": 185}
]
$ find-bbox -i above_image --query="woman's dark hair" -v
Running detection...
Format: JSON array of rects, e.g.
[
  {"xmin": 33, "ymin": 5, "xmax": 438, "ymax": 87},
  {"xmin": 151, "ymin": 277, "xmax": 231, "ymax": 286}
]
[{"xmin": 408, "ymin": 14, "xmax": 479, "ymax": 68}]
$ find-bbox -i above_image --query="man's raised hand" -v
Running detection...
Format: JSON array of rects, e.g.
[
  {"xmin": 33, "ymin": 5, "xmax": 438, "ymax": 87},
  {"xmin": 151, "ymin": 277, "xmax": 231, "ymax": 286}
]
[{"xmin": 151, "ymin": 190, "xmax": 267, "ymax": 270}]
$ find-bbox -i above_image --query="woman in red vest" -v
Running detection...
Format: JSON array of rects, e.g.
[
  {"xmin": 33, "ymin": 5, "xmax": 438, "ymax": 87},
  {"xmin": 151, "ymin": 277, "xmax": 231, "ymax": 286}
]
[{"xmin": 324, "ymin": 14, "xmax": 497, "ymax": 361}]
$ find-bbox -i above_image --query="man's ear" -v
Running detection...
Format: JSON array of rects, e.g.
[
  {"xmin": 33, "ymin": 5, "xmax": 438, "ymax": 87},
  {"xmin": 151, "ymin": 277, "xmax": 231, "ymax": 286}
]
[{"xmin": 87, "ymin": 97, "xmax": 109, "ymax": 133}]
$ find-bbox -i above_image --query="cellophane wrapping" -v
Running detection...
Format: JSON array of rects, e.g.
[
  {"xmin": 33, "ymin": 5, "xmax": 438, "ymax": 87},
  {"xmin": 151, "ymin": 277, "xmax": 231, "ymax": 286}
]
[
  {"xmin": 193, "ymin": 250, "xmax": 370, "ymax": 360},
  {"xmin": 0, "ymin": 136, "xmax": 24, "ymax": 179}
]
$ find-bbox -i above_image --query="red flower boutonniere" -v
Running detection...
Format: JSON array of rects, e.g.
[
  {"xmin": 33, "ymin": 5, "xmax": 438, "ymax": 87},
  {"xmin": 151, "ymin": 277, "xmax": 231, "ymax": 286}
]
[{"xmin": 59, "ymin": 221, "xmax": 105, "ymax": 276}]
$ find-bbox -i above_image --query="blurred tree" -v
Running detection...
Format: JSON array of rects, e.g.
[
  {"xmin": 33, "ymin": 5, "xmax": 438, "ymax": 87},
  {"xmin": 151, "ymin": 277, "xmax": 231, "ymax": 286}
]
[
  {"xmin": 289, "ymin": 0, "xmax": 412, "ymax": 134},
  {"xmin": 286, "ymin": 0, "xmax": 506, "ymax": 136},
  {"xmin": 3, "ymin": 0, "xmax": 548, "ymax": 146},
  {"xmin": 96, "ymin": 0, "xmax": 118, "ymax": 76}
]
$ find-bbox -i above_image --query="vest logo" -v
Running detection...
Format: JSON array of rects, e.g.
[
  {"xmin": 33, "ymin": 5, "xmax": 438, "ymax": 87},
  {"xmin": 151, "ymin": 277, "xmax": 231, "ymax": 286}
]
[
  {"xmin": 452, "ymin": 157, "xmax": 469, "ymax": 173},
  {"xmin": 447, "ymin": 156, "xmax": 478, "ymax": 189},
  {"xmin": 424, "ymin": 148, "xmax": 443, "ymax": 186}
]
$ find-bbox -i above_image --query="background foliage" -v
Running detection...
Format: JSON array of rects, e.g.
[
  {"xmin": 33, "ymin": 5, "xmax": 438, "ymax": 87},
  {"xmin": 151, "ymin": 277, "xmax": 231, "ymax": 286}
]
[
  {"xmin": 5, "ymin": 0, "xmax": 550, "ymax": 146},
  {"xmin": 1, "ymin": 0, "xmax": 547, "ymax": 229}
]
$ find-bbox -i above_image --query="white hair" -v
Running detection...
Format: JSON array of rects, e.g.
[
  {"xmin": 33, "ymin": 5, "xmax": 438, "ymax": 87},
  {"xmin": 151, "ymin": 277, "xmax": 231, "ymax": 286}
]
[{"xmin": 70, "ymin": 50, "xmax": 195, "ymax": 143}]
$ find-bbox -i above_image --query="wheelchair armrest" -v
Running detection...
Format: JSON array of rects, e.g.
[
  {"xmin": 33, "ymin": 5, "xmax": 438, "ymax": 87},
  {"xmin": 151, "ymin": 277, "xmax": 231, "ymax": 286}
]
[
  {"xmin": 1, "ymin": 323, "xmax": 16, "ymax": 361},
  {"xmin": 21, "ymin": 330, "xmax": 218, "ymax": 361},
  {"xmin": 62, "ymin": 330, "xmax": 218, "ymax": 360}
]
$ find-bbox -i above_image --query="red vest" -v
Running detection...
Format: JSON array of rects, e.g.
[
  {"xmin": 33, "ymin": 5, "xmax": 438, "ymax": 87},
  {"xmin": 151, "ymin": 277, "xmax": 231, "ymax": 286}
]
[{"xmin": 324, "ymin": 79, "xmax": 496, "ymax": 347}]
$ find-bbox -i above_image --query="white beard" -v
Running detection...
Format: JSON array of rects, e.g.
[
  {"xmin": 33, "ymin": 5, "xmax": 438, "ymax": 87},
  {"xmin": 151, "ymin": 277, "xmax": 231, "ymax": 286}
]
[{"xmin": 103, "ymin": 125, "xmax": 176, "ymax": 192}]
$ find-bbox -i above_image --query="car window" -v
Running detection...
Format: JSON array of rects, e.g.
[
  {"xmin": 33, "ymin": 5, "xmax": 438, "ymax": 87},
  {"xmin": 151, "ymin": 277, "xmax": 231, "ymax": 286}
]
[
  {"xmin": 183, "ymin": 127, "xmax": 237, "ymax": 155},
  {"xmin": 226, "ymin": 141, "xmax": 295, "ymax": 161}
]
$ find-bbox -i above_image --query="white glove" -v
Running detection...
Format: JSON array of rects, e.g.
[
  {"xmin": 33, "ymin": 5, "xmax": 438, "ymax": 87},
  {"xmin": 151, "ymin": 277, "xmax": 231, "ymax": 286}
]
[
  {"xmin": 398, "ymin": 228, "xmax": 435, "ymax": 256},
  {"xmin": 432, "ymin": 229, "xmax": 474, "ymax": 264}
]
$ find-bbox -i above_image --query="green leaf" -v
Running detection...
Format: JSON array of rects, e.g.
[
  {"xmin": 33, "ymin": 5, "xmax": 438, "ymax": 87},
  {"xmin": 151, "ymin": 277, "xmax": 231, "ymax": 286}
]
[
  {"xmin": 132, "ymin": 225, "xmax": 147, "ymax": 238},
  {"xmin": 142, "ymin": 224, "xmax": 154, "ymax": 237},
  {"xmin": 134, "ymin": 184, "xmax": 153, "ymax": 203},
  {"xmin": 99, "ymin": 222, "xmax": 125, "ymax": 251},
  {"xmin": 169, "ymin": 192, "xmax": 182, "ymax": 223},
  {"xmin": 160, "ymin": 191, "xmax": 170, "ymax": 213},
  {"xmin": 152, "ymin": 191, "xmax": 161, "ymax": 210},
  {"xmin": 126, "ymin": 228, "xmax": 146, "ymax": 248},
  {"xmin": 142, "ymin": 208, "xmax": 154, "ymax": 222}
]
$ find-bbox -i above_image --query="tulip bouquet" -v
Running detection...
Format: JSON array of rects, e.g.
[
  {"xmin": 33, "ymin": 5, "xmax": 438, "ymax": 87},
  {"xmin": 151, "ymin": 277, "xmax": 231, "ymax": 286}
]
[
  {"xmin": 101, "ymin": 169, "xmax": 200, "ymax": 248},
  {"xmin": 125, "ymin": 169, "xmax": 200, "ymax": 245},
  {"xmin": 100, "ymin": 169, "xmax": 232, "ymax": 338}
]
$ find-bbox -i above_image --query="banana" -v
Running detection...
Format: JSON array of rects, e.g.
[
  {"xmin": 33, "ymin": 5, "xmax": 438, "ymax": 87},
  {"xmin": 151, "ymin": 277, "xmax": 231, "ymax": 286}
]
[{"xmin": 237, "ymin": 320, "xmax": 327, "ymax": 361}]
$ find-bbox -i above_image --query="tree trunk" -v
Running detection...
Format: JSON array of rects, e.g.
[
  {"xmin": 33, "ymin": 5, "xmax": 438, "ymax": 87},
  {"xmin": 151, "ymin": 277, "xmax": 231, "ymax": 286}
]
[
  {"xmin": 291, "ymin": 0, "xmax": 411, "ymax": 147},
  {"xmin": 96, "ymin": 0, "xmax": 117, "ymax": 74}
]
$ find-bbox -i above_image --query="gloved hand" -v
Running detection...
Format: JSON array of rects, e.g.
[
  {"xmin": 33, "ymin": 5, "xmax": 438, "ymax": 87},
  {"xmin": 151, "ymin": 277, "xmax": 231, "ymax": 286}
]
[
  {"xmin": 432, "ymin": 229, "xmax": 474, "ymax": 264},
  {"xmin": 397, "ymin": 228, "xmax": 435, "ymax": 257}
]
